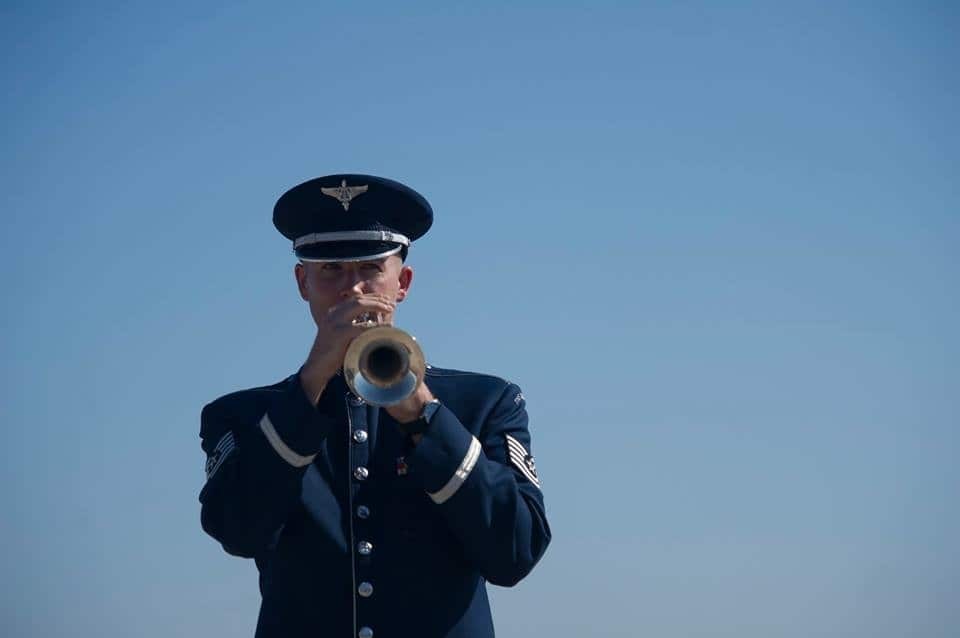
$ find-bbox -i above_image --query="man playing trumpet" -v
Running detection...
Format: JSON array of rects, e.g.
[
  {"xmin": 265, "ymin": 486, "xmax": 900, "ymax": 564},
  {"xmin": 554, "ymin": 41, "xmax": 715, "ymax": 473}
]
[{"xmin": 198, "ymin": 174, "xmax": 551, "ymax": 638}]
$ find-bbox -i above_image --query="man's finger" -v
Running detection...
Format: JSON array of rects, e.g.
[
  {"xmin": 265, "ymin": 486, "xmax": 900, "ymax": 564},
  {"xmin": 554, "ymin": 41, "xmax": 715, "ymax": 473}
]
[{"xmin": 329, "ymin": 297, "xmax": 394, "ymax": 321}]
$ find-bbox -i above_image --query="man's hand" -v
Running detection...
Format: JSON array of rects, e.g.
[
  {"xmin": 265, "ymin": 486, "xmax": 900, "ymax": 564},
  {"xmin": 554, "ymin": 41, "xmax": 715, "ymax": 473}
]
[
  {"xmin": 300, "ymin": 294, "xmax": 396, "ymax": 404},
  {"xmin": 385, "ymin": 381, "xmax": 436, "ymax": 425}
]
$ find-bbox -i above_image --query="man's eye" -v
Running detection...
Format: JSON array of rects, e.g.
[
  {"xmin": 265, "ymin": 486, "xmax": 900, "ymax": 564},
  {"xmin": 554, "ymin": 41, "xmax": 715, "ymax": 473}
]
[
  {"xmin": 361, "ymin": 264, "xmax": 382, "ymax": 272},
  {"xmin": 321, "ymin": 264, "xmax": 342, "ymax": 271}
]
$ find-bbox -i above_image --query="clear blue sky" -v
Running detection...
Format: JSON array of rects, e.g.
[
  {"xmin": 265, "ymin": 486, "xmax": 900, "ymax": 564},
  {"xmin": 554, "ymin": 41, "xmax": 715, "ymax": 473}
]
[{"xmin": 2, "ymin": 2, "xmax": 957, "ymax": 636}]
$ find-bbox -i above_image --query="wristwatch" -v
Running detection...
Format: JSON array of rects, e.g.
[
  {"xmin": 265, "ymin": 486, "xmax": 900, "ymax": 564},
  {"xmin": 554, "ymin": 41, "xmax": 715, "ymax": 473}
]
[{"xmin": 399, "ymin": 399, "xmax": 441, "ymax": 436}]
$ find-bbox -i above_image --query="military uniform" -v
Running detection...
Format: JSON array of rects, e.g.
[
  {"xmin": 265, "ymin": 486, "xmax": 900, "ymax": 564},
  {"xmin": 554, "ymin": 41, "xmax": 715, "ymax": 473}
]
[{"xmin": 198, "ymin": 175, "xmax": 550, "ymax": 638}]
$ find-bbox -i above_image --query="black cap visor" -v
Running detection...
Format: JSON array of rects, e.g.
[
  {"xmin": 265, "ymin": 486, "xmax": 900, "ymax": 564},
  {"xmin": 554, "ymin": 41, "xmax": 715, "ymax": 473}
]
[{"xmin": 295, "ymin": 240, "xmax": 406, "ymax": 263}]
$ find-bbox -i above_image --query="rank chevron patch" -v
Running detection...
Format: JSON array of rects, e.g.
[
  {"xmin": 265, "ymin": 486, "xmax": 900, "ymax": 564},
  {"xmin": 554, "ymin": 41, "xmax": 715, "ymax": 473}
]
[
  {"xmin": 505, "ymin": 434, "xmax": 541, "ymax": 489},
  {"xmin": 205, "ymin": 431, "xmax": 236, "ymax": 479}
]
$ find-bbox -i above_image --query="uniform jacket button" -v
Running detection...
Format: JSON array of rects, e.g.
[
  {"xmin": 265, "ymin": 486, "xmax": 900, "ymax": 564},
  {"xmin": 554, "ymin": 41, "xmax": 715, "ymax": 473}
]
[
  {"xmin": 359, "ymin": 628, "xmax": 373, "ymax": 638},
  {"xmin": 354, "ymin": 466, "xmax": 369, "ymax": 481},
  {"xmin": 358, "ymin": 581, "xmax": 373, "ymax": 597},
  {"xmin": 357, "ymin": 541, "xmax": 373, "ymax": 555},
  {"xmin": 353, "ymin": 429, "xmax": 368, "ymax": 443},
  {"xmin": 356, "ymin": 505, "xmax": 370, "ymax": 519}
]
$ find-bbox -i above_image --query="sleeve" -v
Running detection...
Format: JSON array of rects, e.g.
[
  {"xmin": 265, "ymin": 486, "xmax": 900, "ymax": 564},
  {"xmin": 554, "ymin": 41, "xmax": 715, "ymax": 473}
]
[
  {"xmin": 198, "ymin": 375, "xmax": 335, "ymax": 558},
  {"xmin": 405, "ymin": 383, "xmax": 551, "ymax": 586}
]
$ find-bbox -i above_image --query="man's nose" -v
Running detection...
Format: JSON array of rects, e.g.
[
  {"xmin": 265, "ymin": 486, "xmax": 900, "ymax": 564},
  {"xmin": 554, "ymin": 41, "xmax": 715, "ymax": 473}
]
[{"xmin": 340, "ymin": 270, "xmax": 367, "ymax": 298}]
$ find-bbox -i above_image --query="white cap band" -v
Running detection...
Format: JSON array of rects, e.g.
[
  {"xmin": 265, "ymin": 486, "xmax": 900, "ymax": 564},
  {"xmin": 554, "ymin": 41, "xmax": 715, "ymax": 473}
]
[
  {"xmin": 297, "ymin": 245, "xmax": 404, "ymax": 263},
  {"xmin": 293, "ymin": 230, "xmax": 411, "ymax": 250}
]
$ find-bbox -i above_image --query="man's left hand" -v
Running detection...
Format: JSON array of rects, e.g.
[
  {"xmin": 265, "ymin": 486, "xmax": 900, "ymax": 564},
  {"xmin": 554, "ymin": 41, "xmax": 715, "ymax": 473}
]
[{"xmin": 385, "ymin": 382, "xmax": 435, "ymax": 424}]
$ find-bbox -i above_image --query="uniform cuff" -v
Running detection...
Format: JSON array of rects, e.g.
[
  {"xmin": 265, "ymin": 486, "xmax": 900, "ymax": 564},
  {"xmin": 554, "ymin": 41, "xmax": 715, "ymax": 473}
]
[
  {"xmin": 406, "ymin": 405, "xmax": 481, "ymax": 504},
  {"xmin": 259, "ymin": 374, "xmax": 333, "ymax": 466}
]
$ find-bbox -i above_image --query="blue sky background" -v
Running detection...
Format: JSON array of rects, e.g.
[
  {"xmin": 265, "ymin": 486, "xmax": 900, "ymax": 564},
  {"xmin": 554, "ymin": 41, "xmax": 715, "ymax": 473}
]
[{"xmin": 2, "ymin": 2, "xmax": 957, "ymax": 636}]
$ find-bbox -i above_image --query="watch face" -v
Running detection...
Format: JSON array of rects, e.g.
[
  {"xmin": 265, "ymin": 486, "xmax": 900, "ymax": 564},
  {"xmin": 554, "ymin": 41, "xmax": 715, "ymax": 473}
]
[{"xmin": 423, "ymin": 400, "xmax": 441, "ymax": 423}]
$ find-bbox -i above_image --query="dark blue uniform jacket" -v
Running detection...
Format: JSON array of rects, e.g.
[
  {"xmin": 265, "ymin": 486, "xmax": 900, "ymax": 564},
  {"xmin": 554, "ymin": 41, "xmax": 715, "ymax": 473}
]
[{"xmin": 199, "ymin": 366, "xmax": 550, "ymax": 638}]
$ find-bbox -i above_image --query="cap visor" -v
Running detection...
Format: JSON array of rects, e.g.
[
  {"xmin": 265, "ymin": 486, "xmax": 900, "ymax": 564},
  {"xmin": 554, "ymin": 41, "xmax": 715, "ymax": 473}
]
[{"xmin": 295, "ymin": 240, "xmax": 404, "ymax": 263}]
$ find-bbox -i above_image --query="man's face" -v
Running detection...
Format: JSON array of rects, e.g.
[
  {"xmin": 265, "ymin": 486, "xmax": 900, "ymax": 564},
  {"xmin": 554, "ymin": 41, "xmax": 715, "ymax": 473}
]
[{"xmin": 294, "ymin": 256, "xmax": 413, "ymax": 327}]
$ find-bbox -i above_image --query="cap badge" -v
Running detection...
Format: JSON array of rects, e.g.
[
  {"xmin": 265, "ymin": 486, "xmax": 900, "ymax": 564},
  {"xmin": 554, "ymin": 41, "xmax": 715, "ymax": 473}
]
[{"xmin": 321, "ymin": 179, "xmax": 369, "ymax": 211}]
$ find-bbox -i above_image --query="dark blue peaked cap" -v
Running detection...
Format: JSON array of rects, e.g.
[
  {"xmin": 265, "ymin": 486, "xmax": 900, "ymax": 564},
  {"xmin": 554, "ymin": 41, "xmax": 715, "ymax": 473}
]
[{"xmin": 273, "ymin": 174, "xmax": 434, "ymax": 262}]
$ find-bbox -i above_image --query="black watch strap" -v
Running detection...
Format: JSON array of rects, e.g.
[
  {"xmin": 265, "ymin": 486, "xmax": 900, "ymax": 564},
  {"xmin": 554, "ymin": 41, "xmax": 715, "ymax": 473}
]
[{"xmin": 399, "ymin": 400, "xmax": 441, "ymax": 436}]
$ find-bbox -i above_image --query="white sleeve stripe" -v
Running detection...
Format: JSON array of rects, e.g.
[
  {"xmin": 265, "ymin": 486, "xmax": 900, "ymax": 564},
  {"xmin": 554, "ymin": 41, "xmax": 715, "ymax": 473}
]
[
  {"xmin": 206, "ymin": 441, "xmax": 235, "ymax": 478},
  {"xmin": 428, "ymin": 436, "xmax": 482, "ymax": 505},
  {"xmin": 507, "ymin": 448, "xmax": 527, "ymax": 464},
  {"xmin": 505, "ymin": 434, "xmax": 527, "ymax": 452},
  {"xmin": 215, "ymin": 438, "xmax": 236, "ymax": 459},
  {"xmin": 258, "ymin": 413, "xmax": 317, "ymax": 468},
  {"xmin": 506, "ymin": 438, "xmax": 536, "ymax": 464},
  {"xmin": 213, "ymin": 431, "xmax": 235, "ymax": 455},
  {"xmin": 505, "ymin": 437, "xmax": 527, "ymax": 457}
]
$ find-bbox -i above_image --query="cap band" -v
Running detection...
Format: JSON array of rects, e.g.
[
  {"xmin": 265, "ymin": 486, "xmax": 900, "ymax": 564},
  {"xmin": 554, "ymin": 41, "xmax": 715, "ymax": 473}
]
[
  {"xmin": 297, "ymin": 245, "xmax": 404, "ymax": 263},
  {"xmin": 293, "ymin": 230, "xmax": 411, "ymax": 250}
]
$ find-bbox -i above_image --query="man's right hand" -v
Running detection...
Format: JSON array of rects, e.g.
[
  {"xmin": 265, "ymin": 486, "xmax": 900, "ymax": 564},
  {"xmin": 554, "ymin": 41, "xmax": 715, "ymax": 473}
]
[{"xmin": 299, "ymin": 294, "xmax": 396, "ymax": 404}]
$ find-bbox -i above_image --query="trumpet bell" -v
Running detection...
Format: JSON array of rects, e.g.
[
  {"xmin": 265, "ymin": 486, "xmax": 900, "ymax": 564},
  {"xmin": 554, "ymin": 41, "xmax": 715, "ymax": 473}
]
[{"xmin": 343, "ymin": 326, "xmax": 426, "ymax": 407}]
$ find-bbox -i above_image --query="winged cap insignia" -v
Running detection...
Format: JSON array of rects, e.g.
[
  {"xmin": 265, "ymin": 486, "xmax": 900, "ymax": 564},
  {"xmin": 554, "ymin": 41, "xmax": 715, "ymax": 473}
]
[{"xmin": 321, "ymin": 179, "xmax": 369, "ymax": 211}]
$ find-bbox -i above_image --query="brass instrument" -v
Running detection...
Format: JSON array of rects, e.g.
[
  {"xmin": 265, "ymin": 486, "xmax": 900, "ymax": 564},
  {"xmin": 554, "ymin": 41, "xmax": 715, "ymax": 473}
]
[{"xmin": 343, "ymin": 313, "xmax": 425, "ymax": 406}]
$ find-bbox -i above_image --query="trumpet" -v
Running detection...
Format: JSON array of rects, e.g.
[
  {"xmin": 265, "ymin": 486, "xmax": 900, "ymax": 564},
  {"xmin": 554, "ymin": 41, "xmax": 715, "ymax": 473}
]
[{"xmin": 343, "ymin": 313, "xmax": 426, "ymax": 407}]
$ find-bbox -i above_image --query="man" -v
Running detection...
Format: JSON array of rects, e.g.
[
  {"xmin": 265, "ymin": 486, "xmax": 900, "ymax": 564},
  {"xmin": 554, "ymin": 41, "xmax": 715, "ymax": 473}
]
[{"xmin": 199, "ymin": 174, "xmax": 551, "ymax": 638}]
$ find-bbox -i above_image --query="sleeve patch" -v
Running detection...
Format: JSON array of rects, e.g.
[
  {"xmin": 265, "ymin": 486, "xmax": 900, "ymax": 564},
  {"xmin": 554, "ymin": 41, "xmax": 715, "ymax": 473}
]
[
  {"xmin": 205, "ymin": 431, "xmax": 236, "ymax": 479},
  {"xmin": 505, "ymin": 434, "xmax": 541, "ymax": 489}
]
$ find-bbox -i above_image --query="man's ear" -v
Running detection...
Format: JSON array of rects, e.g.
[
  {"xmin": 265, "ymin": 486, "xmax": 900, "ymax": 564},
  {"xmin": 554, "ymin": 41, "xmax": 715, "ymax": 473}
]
[
  {"xmin": 295, "ymin": 262, "xmax": 309, "ymax": 301},
  {"xmin": 397, "ymin": 264, "xmax": 414, "ymax": 302}
]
